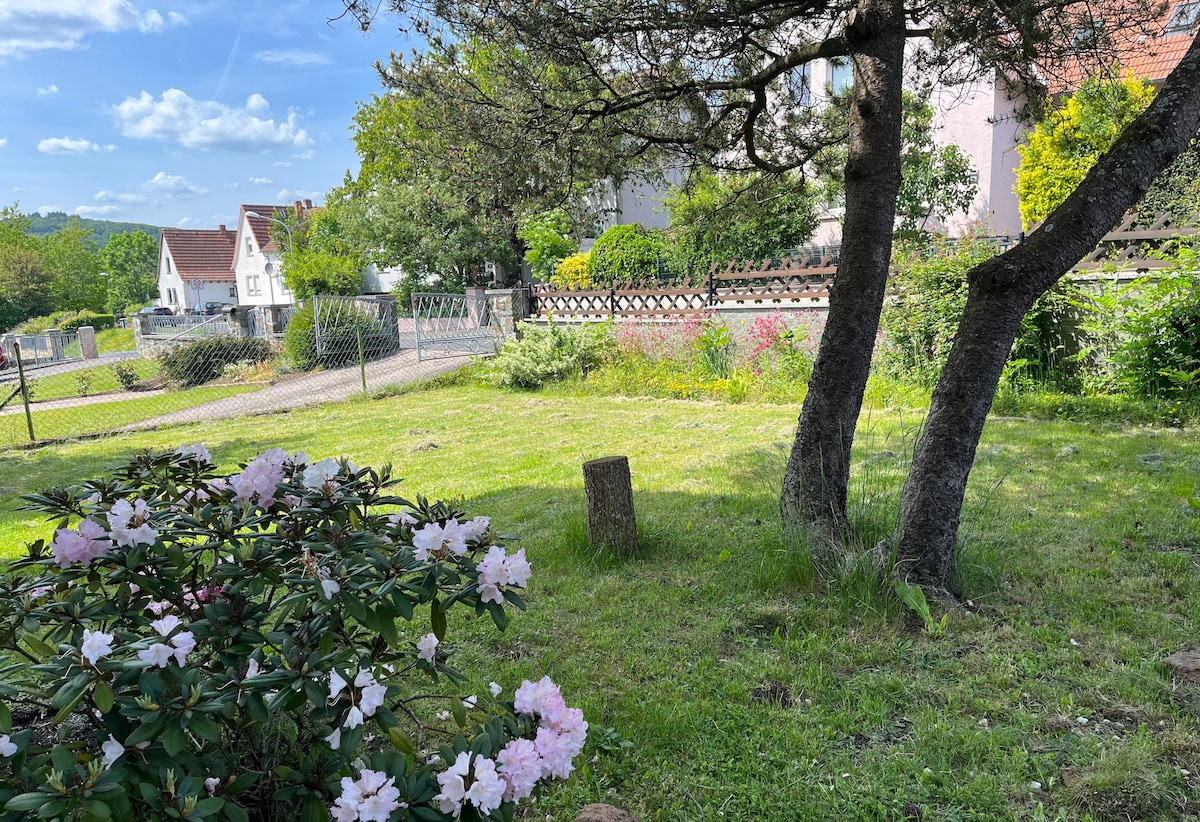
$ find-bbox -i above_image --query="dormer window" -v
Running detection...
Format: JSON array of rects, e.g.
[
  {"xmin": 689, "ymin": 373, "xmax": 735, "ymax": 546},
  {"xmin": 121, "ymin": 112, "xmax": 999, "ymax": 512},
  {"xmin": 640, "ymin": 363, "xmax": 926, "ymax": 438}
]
[
  {"xmin": 1166, "ymin": 0, "xmax": 1200, "ymax": 34},
  {"xmin": 246, "ymin": 238, "xmax": 253, "ymax": 255}
]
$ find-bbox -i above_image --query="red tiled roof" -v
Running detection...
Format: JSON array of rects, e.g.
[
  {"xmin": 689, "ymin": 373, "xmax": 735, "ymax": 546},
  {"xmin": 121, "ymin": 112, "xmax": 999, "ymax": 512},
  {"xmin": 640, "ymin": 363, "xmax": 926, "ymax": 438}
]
[
  {"xmin": 240, "ymin": 202, "xmax": 313, "ymax": 252},
  {"xmin": 1048, "ymin": 0, "xmax": 1199, "ymax": 93},
  {"xmin": 160, "ymin": 228, "xmax": 236, "ymax": 282}
]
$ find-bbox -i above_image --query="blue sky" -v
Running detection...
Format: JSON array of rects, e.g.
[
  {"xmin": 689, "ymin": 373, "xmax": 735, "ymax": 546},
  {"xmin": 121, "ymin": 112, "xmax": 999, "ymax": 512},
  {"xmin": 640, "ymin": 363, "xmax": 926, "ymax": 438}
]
[{"xmin": 0, "ymin": 0, "xmax": 411, "ymax": 230}]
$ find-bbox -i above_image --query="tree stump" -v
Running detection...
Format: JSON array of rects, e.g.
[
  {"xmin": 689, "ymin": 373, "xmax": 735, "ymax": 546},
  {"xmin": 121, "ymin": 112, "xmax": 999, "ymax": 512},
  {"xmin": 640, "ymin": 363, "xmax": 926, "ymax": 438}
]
[{"xmin": 582, "ymin": 456, "xmax": 638, "ymax": 555}]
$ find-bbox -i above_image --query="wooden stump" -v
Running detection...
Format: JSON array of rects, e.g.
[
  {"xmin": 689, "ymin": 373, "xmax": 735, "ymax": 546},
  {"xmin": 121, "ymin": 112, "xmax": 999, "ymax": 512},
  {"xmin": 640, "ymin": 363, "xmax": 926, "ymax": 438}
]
[{"xmin": 583, "ymin": 456, "xmax": 638, "ymax": 555}]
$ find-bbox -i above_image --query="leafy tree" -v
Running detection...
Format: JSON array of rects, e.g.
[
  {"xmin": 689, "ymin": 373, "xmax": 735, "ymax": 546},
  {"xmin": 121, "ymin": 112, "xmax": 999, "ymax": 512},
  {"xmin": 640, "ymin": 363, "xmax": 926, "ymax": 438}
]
[
  {"xmin": 345, "ymin": 0, "xmax": 1185, "ymax": 590},
  {"xmin": 100, "ymin": 231, "xmax": 159, "ymax": 314},
  {"xmin": 664, "ymin": 170, "xmax": 818, "ymax": 277},
  {"xmin": 816, "ymin": 91, "xmax": 977, "ymax": 233},
  {"xmin": 277, "ymin": 208, "xmax": 365, "ymax": 299},
  {"xmin": 1016, "ymin": 74, "xmax": 1155, "ymax": 229},
  {"xmin": 0, "ymin": 245, "xmax": 54, "ymax": 326},
  {"xmin": 39, "ymin": 218, "xmax": 104, "ymax": 312},
  {"xmin": 518, "ymin": 210, "xmax": 577, "ymax": 281}
]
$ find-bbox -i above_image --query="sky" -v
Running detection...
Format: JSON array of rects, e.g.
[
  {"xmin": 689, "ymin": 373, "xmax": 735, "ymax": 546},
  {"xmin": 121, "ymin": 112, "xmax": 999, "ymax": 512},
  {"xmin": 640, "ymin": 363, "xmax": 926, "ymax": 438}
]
[{"xmin": 0, "ymin": 0, "xmax": 413, "ymax": 230}]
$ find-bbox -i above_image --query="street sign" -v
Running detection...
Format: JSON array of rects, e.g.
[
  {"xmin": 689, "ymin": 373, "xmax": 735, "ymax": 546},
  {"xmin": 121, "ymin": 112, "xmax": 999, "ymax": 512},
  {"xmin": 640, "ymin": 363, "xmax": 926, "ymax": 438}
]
[{"xmin": 190, "ymin": 277, "xmax": 204, "ymax": 289}]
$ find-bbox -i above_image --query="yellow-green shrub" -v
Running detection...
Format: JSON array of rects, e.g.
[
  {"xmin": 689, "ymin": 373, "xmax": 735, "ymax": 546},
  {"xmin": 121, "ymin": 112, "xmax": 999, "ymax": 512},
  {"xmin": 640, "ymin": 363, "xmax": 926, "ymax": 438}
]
[{"xmin": 551, "ymin": 252, "xmax": 592, "ymax": 289}]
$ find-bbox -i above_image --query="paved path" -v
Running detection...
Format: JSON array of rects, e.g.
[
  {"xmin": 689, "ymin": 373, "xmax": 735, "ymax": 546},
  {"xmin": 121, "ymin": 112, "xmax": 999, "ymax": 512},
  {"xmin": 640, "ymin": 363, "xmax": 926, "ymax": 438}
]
[{"xmin": 122, "ymin": 348, "xmax": 474, "ymax": 430}]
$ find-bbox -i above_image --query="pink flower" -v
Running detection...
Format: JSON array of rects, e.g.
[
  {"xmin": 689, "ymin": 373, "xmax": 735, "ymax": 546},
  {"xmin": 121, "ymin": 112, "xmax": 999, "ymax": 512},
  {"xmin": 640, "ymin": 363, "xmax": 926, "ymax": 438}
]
[
  {"xmin": 80, "ymin": 629, "xmax": 114, "ymax": 666},
  {"xmin": 497, "ymin": 738, "xmax": 542, "ymax": 802},
  {"xmin": 177, "ymin": 444, "xmax": 212, "ymax": 464},
  {"xmin": 137, "ymin": 643, "xmax": 174, "ymax": 668},
  {"xmin": 107, "ymin": 499, "xmax": 157, "ymax": 547},
  {"xmin": 416, "ymin": 633, "xmax": 439, "ymax": 663},
  {"xmin": 50, "ymin": 519, "xmax": 109, "ymax": 567},
  {"xmin": 412, "ymin": 519, "xmax": 468, "ymax": 560},
  {"xmin": 231, "ymin": 449, "xmax": 288, "ymax": 507},
  {"xmin": 434, "ymin": 751, "xmax": 471, "ymax": 816},
  {"xmin": 465, "ymin": 756, "xmax": 505, "ymax": 815},
  {"xmin": 459, "ymin": 516, "xmax": 490, "ymax": 542},
  {"xmin": 534, "ymin": 727, "xmax": 578, "ymax": 779}
]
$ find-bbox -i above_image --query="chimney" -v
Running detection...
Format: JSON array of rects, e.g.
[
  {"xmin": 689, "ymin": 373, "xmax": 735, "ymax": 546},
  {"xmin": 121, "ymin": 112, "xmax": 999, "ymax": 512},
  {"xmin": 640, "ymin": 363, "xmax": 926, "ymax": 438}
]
[
  {"xmin": 304, "ymin": 199, "xmax": 313, "ymax": 209},
  {"xmin": 294, "ymin": 200, "xmax": 302, "ymax": 216},
  {"xmin": 218, "ymin": 224, "xmax": 226, "ymax": 232}
]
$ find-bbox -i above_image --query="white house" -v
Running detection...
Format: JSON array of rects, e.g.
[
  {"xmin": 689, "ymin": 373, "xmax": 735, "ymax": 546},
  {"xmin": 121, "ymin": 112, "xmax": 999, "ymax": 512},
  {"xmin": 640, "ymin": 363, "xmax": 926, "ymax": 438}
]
[
  {"xmin": 157, "ymin": 227, "xmax": 238, "ymax": 314},
  {"xmin": 232, "ymin": 202, "xmax": 313, "ymax": 308}
]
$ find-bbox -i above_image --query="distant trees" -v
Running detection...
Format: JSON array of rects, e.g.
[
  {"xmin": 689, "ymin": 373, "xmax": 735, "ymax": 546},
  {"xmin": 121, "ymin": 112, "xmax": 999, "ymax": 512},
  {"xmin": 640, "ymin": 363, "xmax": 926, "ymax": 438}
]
[
  {"xmin": 277, "ymin": 208, "xmax": 365, "ymax": 300},
  {"xmin": 100, "ymin": 231, "xmax": 160, "ymax": 314},
  {"xmin": 0, "ymin": 205, "xmax": 161, "ymax": 331}
]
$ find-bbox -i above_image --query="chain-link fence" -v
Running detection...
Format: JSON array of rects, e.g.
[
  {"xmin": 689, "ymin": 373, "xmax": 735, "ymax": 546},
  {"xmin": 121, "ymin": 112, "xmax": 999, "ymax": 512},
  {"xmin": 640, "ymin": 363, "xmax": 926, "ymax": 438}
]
[{"xmin": 0, "ymin": 292, "xmax": 521, "ymax": 451}]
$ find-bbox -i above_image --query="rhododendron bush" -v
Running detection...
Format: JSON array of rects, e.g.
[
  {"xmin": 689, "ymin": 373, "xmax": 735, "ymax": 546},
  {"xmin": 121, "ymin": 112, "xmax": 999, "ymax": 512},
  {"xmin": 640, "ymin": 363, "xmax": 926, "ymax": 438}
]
[{"xmin": 0, "ymin": 447, "xmax": 586, "ymax": 821}]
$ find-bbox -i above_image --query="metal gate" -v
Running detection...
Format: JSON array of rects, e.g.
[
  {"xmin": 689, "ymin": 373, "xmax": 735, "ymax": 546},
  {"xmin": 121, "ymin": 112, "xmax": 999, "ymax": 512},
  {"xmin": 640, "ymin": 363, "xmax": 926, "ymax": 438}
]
[
  {"xmin": 313, "ymin": 294, "xmax": 401, "ymax": 367},
  {"xmin": 411, "ymin": 292, "xmax": 507, "ymax": 362}
]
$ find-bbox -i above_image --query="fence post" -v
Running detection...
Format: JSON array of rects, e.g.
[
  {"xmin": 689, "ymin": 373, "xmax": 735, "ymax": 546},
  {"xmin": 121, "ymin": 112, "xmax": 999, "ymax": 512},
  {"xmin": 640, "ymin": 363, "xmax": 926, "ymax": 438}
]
[
  {"xmin": 706, "ymin": 266, "xmax": 716, "ymax": 306},
  {"xmin": 609, "ymin": 286, "xmax": 616, "ymax": 318},
  {"xmin": 14, "ymin": 342, "xmax": 35, "ymax": 442}
]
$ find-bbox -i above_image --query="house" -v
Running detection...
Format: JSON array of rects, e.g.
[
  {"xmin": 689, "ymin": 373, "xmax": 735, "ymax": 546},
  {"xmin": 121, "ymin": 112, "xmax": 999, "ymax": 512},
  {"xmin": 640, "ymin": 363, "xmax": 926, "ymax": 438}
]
[
  {"xmin": 924, "ymin": 0, "xmax": 1200, "ymax": 238},
  {"xmin": 157, "ymin": 227, "xmax": 238, "ymax": 314},
  {"xmin": 232, "ymin": 202, "xmax": 314, "ymax": 308}
]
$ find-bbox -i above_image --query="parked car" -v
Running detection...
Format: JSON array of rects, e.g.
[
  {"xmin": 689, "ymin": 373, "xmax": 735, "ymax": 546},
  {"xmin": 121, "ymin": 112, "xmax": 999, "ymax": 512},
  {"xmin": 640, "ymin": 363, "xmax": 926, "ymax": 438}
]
[
  {"xmin": 0, "ymin": 350, "xmax": 8, "ymax": 370},
  {"xmin": 136, "ymin": 306, "xmax": 175, "ymax": 316},
  {"xmin": 188, "ymin": 302, "xmax": 234, "ymax": 316}
]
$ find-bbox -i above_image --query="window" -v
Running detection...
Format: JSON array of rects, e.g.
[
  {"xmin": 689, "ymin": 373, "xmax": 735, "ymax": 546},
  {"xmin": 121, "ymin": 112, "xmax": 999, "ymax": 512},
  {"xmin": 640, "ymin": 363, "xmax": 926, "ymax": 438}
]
[
  {"xmin": 789, "ymin": 63, "xmax": 813, "ymax": 106},
  {"xmin": 1167, "ymin": 1, "xmax": 1200, "ymax": 34},
  {"xmin": 828, "ymin": 57, "xmax": 853, "ymax": 94},
  {"xmin": 166, "ymin": 257, "xmax": 172, "ymax": 273},
  {"xmin": 246, "ymin": 238, "xmax": 253, "ymax": 255},
  {"xmin": 229, "ymin": 286, "xmax": 237, "ymax": 298},
  {"xmin": 167, "ymin": 288, "xmax": 178, "ymax": 303},
  {"xmin": 247, "ymin": 275, "xmax": 261, "ymax": 296}
]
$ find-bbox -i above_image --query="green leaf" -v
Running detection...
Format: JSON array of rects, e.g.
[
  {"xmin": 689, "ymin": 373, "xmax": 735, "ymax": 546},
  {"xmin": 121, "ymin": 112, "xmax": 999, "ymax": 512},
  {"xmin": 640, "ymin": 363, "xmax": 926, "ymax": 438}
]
[
  {"xmin": 388, "ymin": 727, "xmax": 416, "ymax": 756},
  {"xmin": 50, "ymin": 743, "xmax": 77, "ymax": 773},
  {"xmin": 0, "ymin": 701, "xmax": 10, "ymax": 734},
  {"xmin": 5, "ymin": 792, "xmax": 51, "ymax": 812},
  {"xmin": 83, "ymin": 799, "xmax": 112, "ymax": 819},
  {"xmin": 300, "ymin": 796, "xmax": 328, "ymax": 822},
  {"xmin": 92, "ymin": 681, "xmax": 114, "ymax": 714},
  {"xmin": 224, "ymin": 803, "xmax": 250, "ymax": 822},
  {"xmin": 187, "ymin": 713, "xmax": 221, "ymax": 742},
  {"xmin": 431, "ymin": 600, "xmax": 447, "ymax": 641},
  {"xmin": 22, "ymin": 634, "xmax": 55, "ymax": 657},
  {"xmin": 451, "ymin": 698, "xmax": 466, "ymax": 728},
  {"xmin": 161, "ymin": 722, "xmax": 186, "ymax": 757}
]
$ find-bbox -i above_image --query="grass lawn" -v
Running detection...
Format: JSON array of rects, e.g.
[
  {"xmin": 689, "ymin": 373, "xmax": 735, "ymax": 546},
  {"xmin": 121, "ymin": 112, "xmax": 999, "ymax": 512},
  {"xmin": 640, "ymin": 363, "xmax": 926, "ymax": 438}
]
[
  {"xmin": 0, "ymin": 384, "xmax": 259, "ymax": 449},
  {"xmin": 23, "ymin": 358, "xmax": 159, "ymax": 402},
  {"xmin": 0, "ymin": 384, "xmax": 1198, "ymax": 820}
]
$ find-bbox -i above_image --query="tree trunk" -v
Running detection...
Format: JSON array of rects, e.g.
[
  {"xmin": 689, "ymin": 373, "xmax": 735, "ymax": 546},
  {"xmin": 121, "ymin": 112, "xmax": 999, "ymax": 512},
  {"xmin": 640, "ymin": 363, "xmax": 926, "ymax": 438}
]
[
  {"xmin": 781, "ymin": 0, "xmax": 906, "ymax": 545},
  {"xmin": 897, "ymin": 30, "xmax": 1200, "ymax": 591},
  {"xmin": 583, "ymin": 456, "xmax": 639, "ymax": 555}
]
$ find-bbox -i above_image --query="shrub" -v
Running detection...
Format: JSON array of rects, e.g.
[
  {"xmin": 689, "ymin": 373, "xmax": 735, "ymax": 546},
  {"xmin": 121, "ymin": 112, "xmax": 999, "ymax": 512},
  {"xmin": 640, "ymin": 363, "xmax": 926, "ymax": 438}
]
[
  {"xmin": 58, "ymin": 310, "xmax": 116, "ymax": 332},
  {"xmin": 740, "ymin": 311, "xmax": 820, "ymax": 385},
  {"xmin": 694, "ymin": 319, "xmax": 732, "ymax": 378},
  {"xmin": 109, "ymin": 361, "xmax": 140, "ymax": 391},
  {"xmin": 550, "ymin": 252, "xmax": 593, "ymax": 289},
  {"xmin": 283, "ymin": 303, "xmax": 395, "ymax": 372},
  {"xmin": 483, "ymin": 322, "xmax": 612, "ymax": 388},
  {"xmin": 158, "ymin": 336, "xmax": 273, "ymax": 387},
  {"xmin": 1111, "ymin": 243, "xmax": 1200, "ymax": 399},
  {"xmin": 72, "ymin": 369, "xmax": 94, "ymax": 397},
  {"xmin": 0, "ymin": 447, "xmax": 586, "ymax": 821},
  {"xmin": 588, "ymin": 224, "xmax": 669, "ymax": 285}
]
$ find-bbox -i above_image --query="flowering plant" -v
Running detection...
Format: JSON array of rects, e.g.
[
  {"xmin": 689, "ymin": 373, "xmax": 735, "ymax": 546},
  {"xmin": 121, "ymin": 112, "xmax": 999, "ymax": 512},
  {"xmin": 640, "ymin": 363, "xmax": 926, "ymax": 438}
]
[{"xmin": 0, "ymin": 447, "xmax": 585, "ymax": 821}]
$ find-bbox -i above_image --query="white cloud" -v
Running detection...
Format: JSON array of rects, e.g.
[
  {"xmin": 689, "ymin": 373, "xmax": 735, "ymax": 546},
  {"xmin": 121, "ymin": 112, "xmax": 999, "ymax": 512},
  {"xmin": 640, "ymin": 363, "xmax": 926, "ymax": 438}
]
[
  {"xmin": 0, "ymin": 138, "xmax": 6, "ymax": 148},
  {"xmin": 37, "ymin": 84, "xmax": 58, "ymax": 96},
  {"xmin": 295, "ymin": 149, "xmax": 315, "ymax": 160},
  {"xmin": 166, "ymin": 11, "xmax": 188, "ymax": 26},
  {"xmin": 252, "ymin": 49, "xmax": 331, "ymax": 68},
  {"xmin": 95, "ymin": 190, "xmax": 146, "ymax": 204},
  {"xmin": 74, "ymin": 205, "xmax": 119, "ymax": 217},
  {"xmin": 272, "ymin": 161, "xmax": 292, "ymax": 167},
  {"xmin": 277, "ymin": 188, "xmax": 321, "ymax": 202},
  {"xmin": 0, "ymin": 1, "xmax": 184, "ymax": 58},
  {"xmin": 144, "ymin": 171, "xmax": 209, "ymax": 199},
  {"xmin": 249, "ymin": 176, "xmax": 272, "ymax": 185},
  {"xmin": 35, "ymin": 206, "xmax": 62, "ymax": 215},
  {"xmin": 38, "ymin": 136, "xmax": 98, "ymax": 154},
  {"xmin": 112, "ymin": 89, "xmax": 312, "ymax": 151}
]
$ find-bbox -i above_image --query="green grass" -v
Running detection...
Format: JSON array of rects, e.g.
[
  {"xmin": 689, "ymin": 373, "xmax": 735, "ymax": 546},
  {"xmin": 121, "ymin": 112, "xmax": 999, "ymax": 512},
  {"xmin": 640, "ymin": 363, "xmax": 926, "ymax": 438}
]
[
  {"xmin": 24, "ymin": 359, "xmax": 159, "ymax": 401},
  {"xmin": 95, "ymin": 327, "xmax": 135, "ymax": 354},
  {"xmin": 1, "ymin": 385, "xmax": 1199, "ymax": 820},
  {"xmin": 0, "ymin": 384, "xmax": 258, "ymax": 449}
]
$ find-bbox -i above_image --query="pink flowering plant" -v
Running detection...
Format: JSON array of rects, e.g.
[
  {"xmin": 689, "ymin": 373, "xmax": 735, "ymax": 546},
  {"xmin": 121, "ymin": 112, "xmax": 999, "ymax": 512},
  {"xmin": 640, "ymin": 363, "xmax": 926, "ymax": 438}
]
[{"xmin": 0, "ymin": 447, "xmax": 586, "ymax": 821}]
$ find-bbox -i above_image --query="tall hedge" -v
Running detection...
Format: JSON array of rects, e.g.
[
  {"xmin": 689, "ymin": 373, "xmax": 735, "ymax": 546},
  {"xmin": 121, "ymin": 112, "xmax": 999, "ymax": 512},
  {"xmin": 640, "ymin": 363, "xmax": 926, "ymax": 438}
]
[{"xmin": 588, "ymin": 224, "xmax": 669, "ymax": 285}]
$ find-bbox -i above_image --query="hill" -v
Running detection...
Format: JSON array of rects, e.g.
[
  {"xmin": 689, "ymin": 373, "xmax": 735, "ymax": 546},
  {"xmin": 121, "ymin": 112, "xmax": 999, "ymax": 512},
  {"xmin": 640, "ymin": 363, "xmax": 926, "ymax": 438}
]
[{"xmin": 26, "ymin": 212, "xmax": 162, "ymax": 247}]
